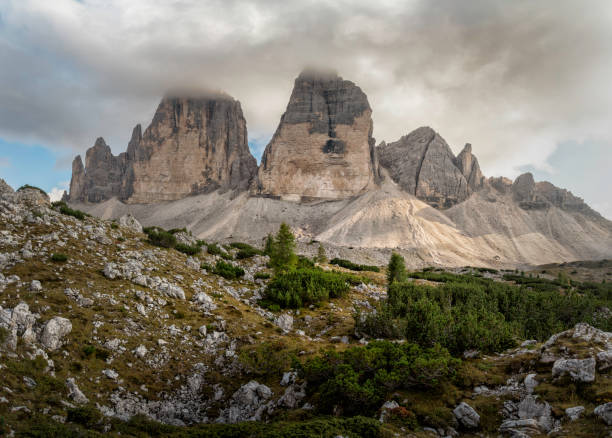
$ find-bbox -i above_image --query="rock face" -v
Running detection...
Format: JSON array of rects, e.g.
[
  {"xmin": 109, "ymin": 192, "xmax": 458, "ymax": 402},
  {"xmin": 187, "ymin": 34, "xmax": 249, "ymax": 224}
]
[
  {"xmin": 377, "ymin": 127, "xmax": 479, "ymax": 208},
  {"xmin": 253, "ymin": 69, "xmax": 380, "ymax": 201},
  {"xmin": 68, "ymin": 94, "xmax": 257, "ymax": 204}
]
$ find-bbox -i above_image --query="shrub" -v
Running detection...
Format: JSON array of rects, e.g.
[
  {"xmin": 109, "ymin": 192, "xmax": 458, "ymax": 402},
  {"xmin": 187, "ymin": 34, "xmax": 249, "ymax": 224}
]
[
  {"xmin": 264, "ymin": 268, "xmax": 351, "ymax": 308},
  {"xmin": 297, "ymin": 255, "xmax": 315, "ymax": 269},
  {"xmin": 213, "ymin": 260, "xmax": 245, "ymax": 280},
  {"xmin": 175, "ymin": 243, "xmax": 201, "ymax": 255},
  {"xmin": 329, "ymin": 258, "xmax": 380, "ymax": 272},
  {"xmin": 18, "ymin": 184, "xmax": 48, "ymax": 195},
  {"xmin": 254, "ymin": 271, "xmax": 271, "ymax": 280},
  {"xmin": 316, "ymin": 244, "xmax": 328, "ymax": 263},
  {"xmin": 51, "ymin": 201, "xmax": 89, "ymax": 220},
  {"xmin": 301, "ymin": 341, "xmax": 459, "ymax": 416},
  {"xmin": 0, "ymin": 327, "xmax": 8, "ymax": 344},
  {"xmin": 359, "ymin": 266, "xmax": 612, "ymax": 354},
  {"xmin": 66, "ymin": 405, "xmax": 103, "ymax": 430},
  {"xmin": 200, "ymin": 262, "xmax": 213, "ymax": 271},
  {"xmin": 235, "ymin": 245, "xmax": 262, "ymax": 259},
  {"xmin": 387, "ymin": 252, "xmax": 406, "ymax": 284},
  {"xmin": 50, "ymin": 253, "xmax": 68, "ymax": 262},
  {"xmin": 143, "ymin": 227, "xmax": 177, "ymax": 249}
]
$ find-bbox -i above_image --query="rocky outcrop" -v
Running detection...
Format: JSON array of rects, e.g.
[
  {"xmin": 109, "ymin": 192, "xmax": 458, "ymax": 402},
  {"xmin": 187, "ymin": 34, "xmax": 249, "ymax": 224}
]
[
  {"xmin": 253, "ymin": 69, "xmax": 379, "ymax": 201},
  {"xmin": 68, "ymin": 94, "xmax": 257, "ymax": 204},
  {"xmin": 508, "ymin": 172, "xmax": 606, "ymax": 222},
  {"xmin": 377, "ymin": 127, "xmax": 475, "ymax": 209}
]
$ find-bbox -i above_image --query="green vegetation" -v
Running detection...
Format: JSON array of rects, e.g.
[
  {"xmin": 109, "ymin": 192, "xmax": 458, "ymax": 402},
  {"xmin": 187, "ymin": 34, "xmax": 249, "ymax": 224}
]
[
  {"xmin": 386, "ymin": 252, "xmax": 406, "ymax": 284},
  {"xmin": 301, "ymin": 340, "xmax": 459, "ymax": 416},
  {"xmin": 254, "ymin": 271, "xmax": 271, "ymax": 280},
  {"xmin": 52, "ymin": 201, "xmax": 88, "ymax": 220},
  {"xmin": 268, "ymin": 223, "xmax": 298, "ymax": 273},
  {"xmin": 18, "ymin": 413, "xmax": 382, "ymax": 438},
  {"xmin": 329, "ymin": 258, "xmax": 380, "ymax": 273},
  {"xmin": 231, "ymin": 242, "xmax": 263, "ymax": 259},
  {"xmin": 174, "ymin": 243, "xmax": 201, "ymax": 256},
  {"xmin": 206, "ymin": 242, "xmax": 232, "ymax": 259},
  {"xmin": 143, "ymin": 226, "xmax": 178, "ymax": 249},
  {"xmin": 17, "ymin": 184, "xmax": 47, "ymax": 195},
  {"xmin": 263, "ymin": 268, "xmax": 351, "ymax": 308},
  {"xmin": 316, "ymin": 244, "xmax": 328, "ymax": 263},
  {"xmin": 358, "ymin": 261, "xmax": 612, "ymax": 354},
  {"xmin": 50, "ymin": 253, "xmax": 68, "ymax": 262},
  {"xmin": 212, "ymin": 260, "xmax": 245, "ymax": 280},
  {"xmin": 239, "ymin": 341, "xmax": 295, "ymax": 378}
]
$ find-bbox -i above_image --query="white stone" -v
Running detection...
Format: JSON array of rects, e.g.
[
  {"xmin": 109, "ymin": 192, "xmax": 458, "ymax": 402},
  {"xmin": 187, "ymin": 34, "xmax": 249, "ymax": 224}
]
[
  {"xmin": 40, "ymin": 317, "xmax": 72, "ymax": 351},
  {"xmin": 453, "ymin": 402, "xmax": 480, "ymax": 428}
]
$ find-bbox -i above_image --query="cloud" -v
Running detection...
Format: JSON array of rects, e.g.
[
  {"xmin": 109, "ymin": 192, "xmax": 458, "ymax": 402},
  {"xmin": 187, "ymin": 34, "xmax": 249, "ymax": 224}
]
[
  {"xmin": 0, "ymin": 0, "xmax": 611, "ymax": 201},
  {"xmin": 47, "ymin": 180, "xmax": 69, "ymax": 202}
]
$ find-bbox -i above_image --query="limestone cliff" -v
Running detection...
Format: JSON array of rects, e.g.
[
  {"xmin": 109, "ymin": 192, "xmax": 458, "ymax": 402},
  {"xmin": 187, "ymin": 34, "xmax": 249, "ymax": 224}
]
[
  {"xmin": 377, "ymin": 127, "xmax": 475, "ymax": 209},
  {"xmin": 68, "ymin": 94, "xmax": 257, "ymax": 204},
  {"xmin": 253, "ymin": 69, "xmax": 380, "ymax": 201}
]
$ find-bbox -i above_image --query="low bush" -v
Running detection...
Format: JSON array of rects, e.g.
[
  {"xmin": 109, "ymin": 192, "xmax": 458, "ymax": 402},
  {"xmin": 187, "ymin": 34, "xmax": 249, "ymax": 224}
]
[
  {"xmin": 359, "ymin": 270, "xmax": 612, "ymax": 354},
  {"xmin": 175, "ymin": 243, "xmax": 201, "ymax": 256},
  {"xmin": 263, "ymin": 268, "xmax": 351, "ymax": 308},
  {"xmin": 143, "ymin": 227, "xmax": 177, "ymax": 249},
  {"xmin": 254, "ymin": 271, "xmax": 271, "ymax": 280},
  {"xmin": 212, "ymin": 260, "xmax": 245, "ymax": 280},
  {"xmin": 50, "ymin": 253, "xmax": 68, "ymax": 262},
  {"xmin": 17, "ymin": 184, "xmax": 47, "ymax": 195},
  {"xmin": 301, "ymin": 340, "xmax": 459, "ymax": 416},
  {"xmin": 330, "ymin": 258, "xmax": 380, "ymax": 273},
  {"xmin": 51, "ymin": 201, "xmax": 88, "ymax": 220}
]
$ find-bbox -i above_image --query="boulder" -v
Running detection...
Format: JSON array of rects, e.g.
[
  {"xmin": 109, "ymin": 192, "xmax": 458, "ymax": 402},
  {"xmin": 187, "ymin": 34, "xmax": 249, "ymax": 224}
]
[
  {"xmin": 275, "ymin": 313, "xmax": 293, "ymax": 332},
  {"xmin": 564, "ymin": 406, "xmax": 584, "ymax": 422},
  {"xmin": 594, "ymin": 402, "xmax": 612, "ymax": 426},
  {"xmin": 551, "ymin": 357, "xmax": 596, "ymax": 383},
  {"xmin": 40, "ymin": 317, "xmax": 72, "ymax": 351},
  {"xmin": 118, "ymin": 214, "xmax": 143, "ymax": 233},
  {"xmin": 66, "ymin": 378, "xmax": 89, "ymax": 404},
  {"xmin": 217, "ymin": 380, "xmax": 272, "ymax": 423},
  {"xmin": 453, "ymin": 402, "xmax": 480, "ymax": 428}
]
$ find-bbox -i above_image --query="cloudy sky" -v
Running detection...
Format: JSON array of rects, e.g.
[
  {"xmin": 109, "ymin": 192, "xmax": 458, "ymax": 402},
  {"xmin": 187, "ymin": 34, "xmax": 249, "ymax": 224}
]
[{"xmin": 0, "ymin": 0, "xmax": 611, "ymax": 217}]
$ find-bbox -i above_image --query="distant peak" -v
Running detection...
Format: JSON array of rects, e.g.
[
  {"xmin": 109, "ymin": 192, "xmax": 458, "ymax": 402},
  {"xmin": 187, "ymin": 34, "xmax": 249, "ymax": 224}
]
[
  {"xmin": 93, "ymin": 137, "xmax": 108, "ymax": 148},
  {"xmin": 461, "ymin": 143, "xmax": 472, "ymax": 154}
]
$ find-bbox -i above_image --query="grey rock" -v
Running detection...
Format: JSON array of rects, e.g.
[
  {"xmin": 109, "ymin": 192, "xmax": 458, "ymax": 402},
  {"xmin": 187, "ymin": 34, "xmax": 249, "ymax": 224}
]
[
  {"xmin": 275, "ymin": 313, "xmax": 293, "ymax": 332},
  {"xmin": 217, "ymin": 380, "xmax": 272, "ymax": 423},
  {"xmin": 379, "ymin": 400, "xmax": 399, "ymax": 423},
  {"xmin": 453, "ymin": 401, "xmax": 480, "ymax": 428},
  {"xmin": 517, "ymin": 395, "xmax": 553, "ymax": 432},
  {"xmin": 523, "ymin": 374, "xmax": 538, "ymax": 394},
  {"xmin": 29, "ymin": 280, "xmax": 42, "ymax": 292},
  {"xmin": 594, "ymin": 402, "xmax": 612, "ymax": 425},
  {"xmin": 564, "ymin": 406, "xmax": 584, "ymax": 421},
  {"xmin": 40, "ymin": 317, "xmax": 72, "ymax": 351},
  {"xmin": 118, "ymin": 214, "xmax": 142, "ymax": 233},
  {"xmin": 66, "ymin": 378, "xmax": 89, "ymax": 404},
  {"xmin": 499, "ymin": 418, "xmax": 542, "ymax": 437},
  {"xmin": 378, "ymin": 127, "xmax": 473, "ymax": 209},
  {"xmin": 102, "ymin": 369, "xmax": 119, "ymax": 380},
  {"xmin": 551, "ymin": 357, "xmax": 596, "ymax": 382}
]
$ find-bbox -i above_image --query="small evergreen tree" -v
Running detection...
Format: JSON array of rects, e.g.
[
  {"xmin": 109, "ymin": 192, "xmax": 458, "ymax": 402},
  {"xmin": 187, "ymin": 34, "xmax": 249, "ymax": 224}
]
[
  {"xmin": 316, "ymin": 244, "xmax": 328, "ymax": 264},
  {"xmin": 264, "ymin": 233, "xmax": 275, "ymax": 256},
  {"xmin": 269, "ymin": 223, "xmax": 297, "ymax": 272},
  {"xmin": 387, "ymin": 252, "xmax": 406, "ymax": 285}
]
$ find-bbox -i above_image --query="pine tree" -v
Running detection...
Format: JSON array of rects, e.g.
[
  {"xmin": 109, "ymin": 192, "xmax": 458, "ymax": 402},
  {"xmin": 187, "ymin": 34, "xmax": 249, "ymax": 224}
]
[
  {"xmin": 263, "ymin": 233, "xmax": 275, "ymax": 256},
  {"xmin": 387, "ymin": 252, "xmax": 406, "ymax": 285},
  {"xmin": 269, "ymin": 223, "xmax": 297, "ymax": 272},
  {"xmin": 316, "ymin": 244, "xmax": 327, "ymax": 264}
]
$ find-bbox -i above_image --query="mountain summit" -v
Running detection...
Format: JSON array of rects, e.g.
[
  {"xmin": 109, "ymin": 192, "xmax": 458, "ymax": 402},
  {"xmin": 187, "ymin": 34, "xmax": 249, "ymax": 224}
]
[{"xmin": 68, "ymin": 94, "xmax": 258, "ymax": 204}]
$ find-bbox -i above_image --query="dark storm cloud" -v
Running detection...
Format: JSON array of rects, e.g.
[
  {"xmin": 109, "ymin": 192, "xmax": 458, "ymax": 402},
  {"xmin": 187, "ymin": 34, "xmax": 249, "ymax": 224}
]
[{"xmin": 0, "ymin": 0, "xmax": 611, "ymax": 207}]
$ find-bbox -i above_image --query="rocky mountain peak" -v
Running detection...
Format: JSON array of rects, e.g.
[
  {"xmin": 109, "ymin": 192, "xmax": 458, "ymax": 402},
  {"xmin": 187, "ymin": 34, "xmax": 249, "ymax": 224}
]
[
  {"xmin": 254, "ymin": 69, "xmax": 379, "ymax": 200},
  {"xmin": 377, "ymin": 127, "xmax": 475, "ymax": 208},
  {"xmin": 68, "ymin": 93, "xmax": 257, "ymax": 204}
]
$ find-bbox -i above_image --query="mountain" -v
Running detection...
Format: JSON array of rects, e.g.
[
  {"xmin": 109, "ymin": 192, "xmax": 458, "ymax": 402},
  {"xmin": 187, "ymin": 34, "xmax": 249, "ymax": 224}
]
[
  {"xmin": 253, "ymin": 69, "xmax": 380, "ymax": 200},
  {"xmin": 65, "ymin": 70, "xmax": 612, "ymax": 267},
  {"xmin": 68, "ymin": 94, "xmax": 258, "ymax": 204}
]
